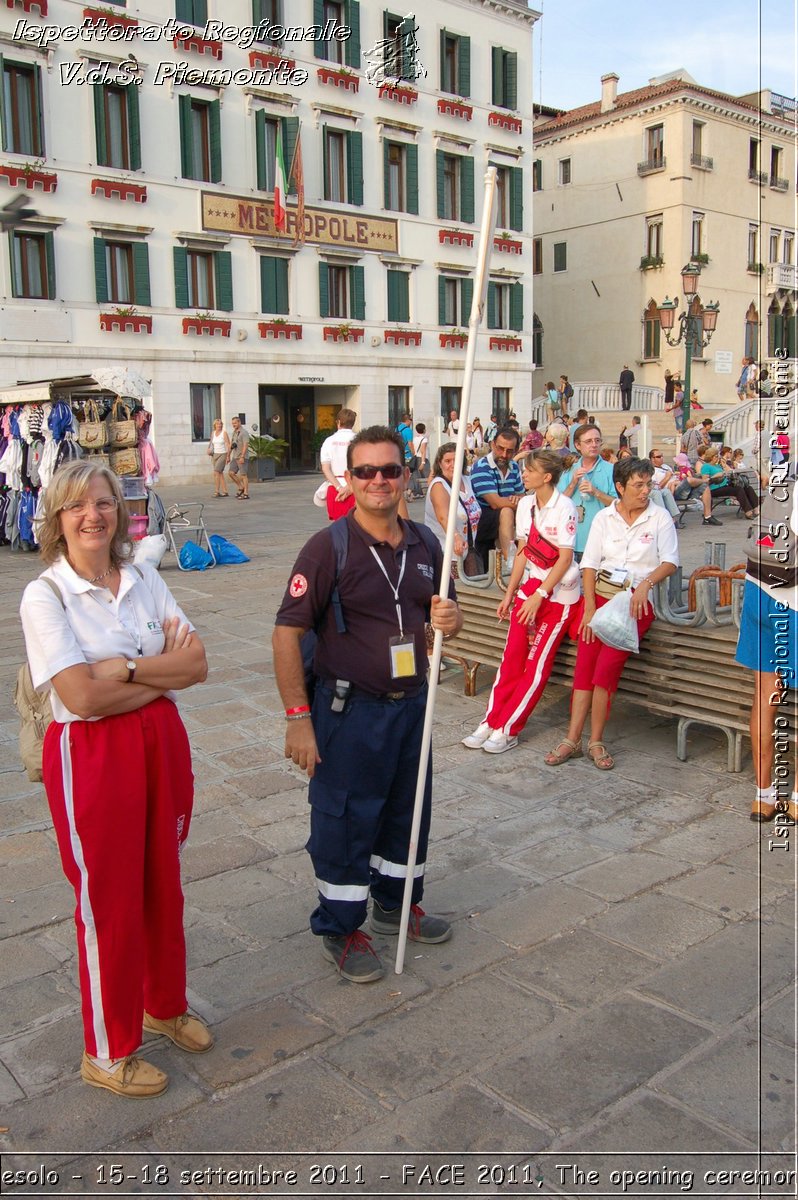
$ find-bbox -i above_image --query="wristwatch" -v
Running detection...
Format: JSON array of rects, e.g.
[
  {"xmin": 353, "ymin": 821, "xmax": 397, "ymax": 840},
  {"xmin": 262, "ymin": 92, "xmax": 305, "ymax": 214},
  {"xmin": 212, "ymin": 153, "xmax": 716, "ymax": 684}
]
[
  {"xmin": 536, "ymin": 587, "xmax": 550, "ymax": 599},
  {"xmin": 125, "ymin": 659, "xmax": 137, "ymax": 683}
]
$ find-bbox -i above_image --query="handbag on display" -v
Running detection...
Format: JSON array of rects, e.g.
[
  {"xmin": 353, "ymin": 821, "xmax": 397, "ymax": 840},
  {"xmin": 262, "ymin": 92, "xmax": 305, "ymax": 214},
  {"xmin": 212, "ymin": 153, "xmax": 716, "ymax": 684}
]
[
  {"xmin": 522, "ymin": 505, "xmax": 560, "ymax": 571},
  {"xmin": 77, "ymin": 400, "xmax": 108, "ymax": 450},
  {"xmin": 86, "ymin": 451, "xmax": 111, "ymax": 471},
  {"xmin": 110, "ymin": 446, "xmax": 141, "ymax": 476},
  {"xmin": 107, "ymin": 399, "xmax": 138, "ymax": 449}
]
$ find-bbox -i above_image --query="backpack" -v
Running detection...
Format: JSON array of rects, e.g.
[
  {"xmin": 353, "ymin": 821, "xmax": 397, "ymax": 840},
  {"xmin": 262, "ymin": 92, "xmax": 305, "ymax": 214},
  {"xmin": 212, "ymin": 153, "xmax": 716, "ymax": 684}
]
[
  {"xmin": 300, "ymin": 517, "xmax": 441, "ymax": 701},
  {"xmin": 747, "ymin": 471, "xmax": 797, "ymax": 589},
  {"xmin": 14, "ymin": 577, "xmax": 63, "ymax": 782}
]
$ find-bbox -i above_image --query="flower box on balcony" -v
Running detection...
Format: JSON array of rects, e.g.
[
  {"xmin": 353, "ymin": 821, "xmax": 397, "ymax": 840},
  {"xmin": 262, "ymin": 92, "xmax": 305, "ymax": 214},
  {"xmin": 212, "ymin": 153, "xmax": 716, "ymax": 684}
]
[
  {"xmin": 494, "ymin": 234, "xmax": 522, "ymax": 255},
  {"xmin": 437, "ymin": 97, "xmax": 473, "ymax": 120},
  {"xmin": 8, "ymin": 0, "xmax": 47, "ymax": 13},
  {"xmin": 83, "ymin": 6, "xmax": 138, "ymax": 28},
  {"xmin": 91, "ymin": 178, "xmax": 147, "ymax": 203},
  {"xmin": 323, "ymin": 324, "xmax": 364, "ymax": 344},
  {"xmin": 378, "ymin": 83, "xmax": 418, "ymax": 105},
  {"xmin": 440, "ymin": 331, "xmax": 468, "ymax": 350},
  {"xmin": 317, "ymin": 66, "xmax": 359, "ymax": 92},
  {"xmin": 0, "ymin": 163, "xmax": 57, "ymax": 192},
  {"xmin": 438, "ymin": 228, "xmax": 474, "ymax": 248},
  {"xmin": 385, "ymin": 328, "xmax": 422, "ymax": 347},
  {"xmin": 182, "ymin": 316, "xmax": 231, "ymax": 337},
  {"xmin": 249, "ymin": 48, "xmax": 296, "ymax": 71},
  {"xmin": 489, "ymin": 335, "xmax": 522, "ymax": 352},
  {"xmin": 488, "ymin": 111, "xmax": 522, "ymax": 133},
  {"xmin": 639, "ymin": 254, "xmax": 664, "ymax": 270},
  {"xmin": 258, "ymin": 320, "xmax": 303, "ymax": 340},
  {"xmin": 100, "ymin": 312, "xmax": 152, "ymax": 334},
  {"xmin": 173, "ymin": 31, "xmax": 223, "ymax": 60}
]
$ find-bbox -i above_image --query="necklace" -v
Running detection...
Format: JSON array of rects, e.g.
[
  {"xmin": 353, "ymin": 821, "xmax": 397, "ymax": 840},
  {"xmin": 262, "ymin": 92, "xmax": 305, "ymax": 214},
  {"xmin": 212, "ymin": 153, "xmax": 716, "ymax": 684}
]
[{"xmin": 88, "ymin": 565, "xmax": 115, "ymax": 585}]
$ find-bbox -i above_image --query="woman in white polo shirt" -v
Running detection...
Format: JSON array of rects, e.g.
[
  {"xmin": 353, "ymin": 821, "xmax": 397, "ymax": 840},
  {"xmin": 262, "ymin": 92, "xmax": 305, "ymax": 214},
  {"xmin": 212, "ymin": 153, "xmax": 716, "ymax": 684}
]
[
  {"xmin": 19, "ymin": 462, "xmax": 210, "ymax": 1099},
  {"xmin": 463, "ymin": 449, "xmax": 580, "ymax": 754}
]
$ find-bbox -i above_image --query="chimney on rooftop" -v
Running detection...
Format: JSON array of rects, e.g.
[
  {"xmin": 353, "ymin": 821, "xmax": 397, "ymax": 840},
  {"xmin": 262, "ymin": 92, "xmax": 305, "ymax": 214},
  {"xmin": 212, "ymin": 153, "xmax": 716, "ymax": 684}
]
[{"xmin": 601, "ymin": 73, "xmax": 619, "ymax": 112}]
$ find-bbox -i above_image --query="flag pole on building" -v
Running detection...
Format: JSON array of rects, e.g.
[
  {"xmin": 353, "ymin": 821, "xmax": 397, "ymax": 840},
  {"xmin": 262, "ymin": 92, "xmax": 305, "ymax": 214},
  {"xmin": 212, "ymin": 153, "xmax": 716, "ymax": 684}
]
[{"xmin": 394, "ymin": 166, "xmax": 498, "ymax": 976}]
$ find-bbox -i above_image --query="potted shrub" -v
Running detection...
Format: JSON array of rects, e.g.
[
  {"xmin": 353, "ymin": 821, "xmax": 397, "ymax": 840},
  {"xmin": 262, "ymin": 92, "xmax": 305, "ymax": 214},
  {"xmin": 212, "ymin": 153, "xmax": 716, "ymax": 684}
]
[{"xmin": 248, "ymin": 433, "xmax": 289, "ymax": 481}]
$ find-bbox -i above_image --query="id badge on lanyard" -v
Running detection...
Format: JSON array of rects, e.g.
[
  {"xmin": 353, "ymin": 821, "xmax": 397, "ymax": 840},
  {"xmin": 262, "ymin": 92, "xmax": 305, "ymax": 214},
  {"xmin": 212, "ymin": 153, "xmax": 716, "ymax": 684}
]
[{"xmin": 370, "ymin": 545, "xmax": 417, "ymax": 679}]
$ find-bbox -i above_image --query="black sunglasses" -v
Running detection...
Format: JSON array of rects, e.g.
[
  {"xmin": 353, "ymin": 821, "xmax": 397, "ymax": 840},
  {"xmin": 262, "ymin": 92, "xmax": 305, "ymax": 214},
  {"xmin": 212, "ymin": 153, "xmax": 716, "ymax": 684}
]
[{"xmin": 350, "ymin": 464, "xmax": 404, "ymax": 480}]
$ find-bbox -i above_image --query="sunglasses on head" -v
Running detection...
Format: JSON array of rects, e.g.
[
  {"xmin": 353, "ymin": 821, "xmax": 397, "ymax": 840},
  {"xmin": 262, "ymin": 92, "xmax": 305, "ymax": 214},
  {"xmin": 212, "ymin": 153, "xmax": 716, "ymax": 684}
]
[{"xmin": 349, "ymin": 463, "xmax": 404, "ymax": 480}]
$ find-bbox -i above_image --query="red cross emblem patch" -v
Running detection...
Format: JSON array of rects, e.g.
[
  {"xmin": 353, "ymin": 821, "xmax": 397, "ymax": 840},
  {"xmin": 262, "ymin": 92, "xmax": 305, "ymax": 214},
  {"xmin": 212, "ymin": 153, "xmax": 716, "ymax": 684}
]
[{"xmin": 289, "ymin": 573, "xmax": 308, "ymax": 598}]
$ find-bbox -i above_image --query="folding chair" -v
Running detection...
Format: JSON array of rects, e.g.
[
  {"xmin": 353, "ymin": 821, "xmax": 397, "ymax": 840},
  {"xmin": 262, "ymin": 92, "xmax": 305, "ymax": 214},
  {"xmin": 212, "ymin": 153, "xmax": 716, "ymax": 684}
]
[{"xmin": 164, "ymin": 502, "xmax": 217, "ymax": 569}]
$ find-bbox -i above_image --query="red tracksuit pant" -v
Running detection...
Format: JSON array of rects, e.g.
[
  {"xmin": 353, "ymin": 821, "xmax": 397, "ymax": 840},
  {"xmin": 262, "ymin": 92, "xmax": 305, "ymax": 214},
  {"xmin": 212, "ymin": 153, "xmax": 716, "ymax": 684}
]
[
  {"xmin": 42, "ymin": 696, "xmax": 194, "ymax": 1059},
  {"xmin": 484, "ymin": 585, "xmax": 574, "ymax": 737}
]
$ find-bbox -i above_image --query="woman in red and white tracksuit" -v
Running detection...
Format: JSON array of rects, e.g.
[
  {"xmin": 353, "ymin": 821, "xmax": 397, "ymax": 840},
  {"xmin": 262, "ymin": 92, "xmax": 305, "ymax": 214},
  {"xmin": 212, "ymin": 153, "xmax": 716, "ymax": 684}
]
[
  {"xmin": 20, "ymin": 462, "xmax": 210, "ymax": 1099},
  {"xmin": 462, "ymin": 450, "xmax": 580, "ymax": 754}
]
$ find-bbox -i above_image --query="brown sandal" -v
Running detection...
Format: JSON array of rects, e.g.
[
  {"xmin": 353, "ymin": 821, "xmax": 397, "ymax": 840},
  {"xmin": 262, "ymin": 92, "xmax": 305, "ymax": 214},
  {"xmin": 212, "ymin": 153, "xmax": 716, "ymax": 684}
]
[
  {"xmin": 750, "ymin": 799, "xmax": 777, "ymax": 823},
  {"xmin": 588, "ymin": 741, "xmax": 614, "ymax": 770},
  {"xmin": 544, "ymin": 737, "xmax": 582, "ymax": 766}
]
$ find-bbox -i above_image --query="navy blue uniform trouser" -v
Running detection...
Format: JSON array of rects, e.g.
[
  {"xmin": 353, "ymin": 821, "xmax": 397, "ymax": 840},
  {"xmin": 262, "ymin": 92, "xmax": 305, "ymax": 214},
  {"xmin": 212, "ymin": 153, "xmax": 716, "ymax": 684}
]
[{"xmin": 307, "ymin": 684, "xmax": 431, "ymax": 938}]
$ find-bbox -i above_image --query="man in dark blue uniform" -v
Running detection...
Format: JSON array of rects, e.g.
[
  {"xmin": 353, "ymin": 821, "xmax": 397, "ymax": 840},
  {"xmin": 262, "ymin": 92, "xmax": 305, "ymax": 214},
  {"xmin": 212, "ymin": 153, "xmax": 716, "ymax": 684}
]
[{"xmin": 273, "ymin": 427, "xmax": 463, "ymax": 982}]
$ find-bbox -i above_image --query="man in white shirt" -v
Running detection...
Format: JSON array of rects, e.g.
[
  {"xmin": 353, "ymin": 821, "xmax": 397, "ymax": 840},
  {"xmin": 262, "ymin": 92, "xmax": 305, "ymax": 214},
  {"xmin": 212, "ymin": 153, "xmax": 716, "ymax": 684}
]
[
  {"xmin": 319, "ymin": 408, "xmax": 357, "ymax": 521},
  {"xmin": 647, "ymin": 448, "xmax": 681, "ymax": 521},
  {"xmin": 446, "ymin": 410, "xmax": 460, "ymax": 437}
]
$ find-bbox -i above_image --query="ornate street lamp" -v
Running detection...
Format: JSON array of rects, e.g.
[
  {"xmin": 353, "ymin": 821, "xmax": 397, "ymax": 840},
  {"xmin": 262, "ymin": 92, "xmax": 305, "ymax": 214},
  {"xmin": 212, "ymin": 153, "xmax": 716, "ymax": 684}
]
[{"xmin": 657, "ymin": 265, "xmax": 720, "ymax": 430}]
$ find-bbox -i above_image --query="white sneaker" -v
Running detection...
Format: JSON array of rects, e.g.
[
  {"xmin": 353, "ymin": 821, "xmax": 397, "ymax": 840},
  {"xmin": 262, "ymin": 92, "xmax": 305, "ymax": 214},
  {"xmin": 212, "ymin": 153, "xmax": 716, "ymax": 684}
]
[
  {"xmin": 462, "ymin": 722, "xmax": 492, "ymax": 749},
  {"xmin": 482, "ymin": 731, "xmax": 519, "ymax": 754},
  {"xmin": 503, "ymin": 546, "xmax": 517, "ymax": 574}
]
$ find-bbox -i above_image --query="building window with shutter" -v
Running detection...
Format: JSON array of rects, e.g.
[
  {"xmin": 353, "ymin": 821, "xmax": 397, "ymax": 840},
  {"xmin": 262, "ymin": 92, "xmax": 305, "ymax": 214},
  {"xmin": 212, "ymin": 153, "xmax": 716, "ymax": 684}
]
[
  {"xmin": 190, "ymin": 382, "xmax": 221, "ymax": 442},
  {"xmin": 440, "ymin": 386, "xmax": 461, "ymax": 424},
  {"xmin": 532, "ymin": 159, "xmax": 542, "ymax": 191},
  {"xmin": 492, "ymin": 388, "xmax": 511, "ymax": 424},
  {"xmin": 533, "ymin": 238, "xmax": 542, "ymax": 275},
  {"xmin": 491, "ymin": 47, "xmax": 517, "ymax": 109},
  {"xmin": 323, "ymin": 127, "xmax": 363, "ymax": 205},
  {"xmin": 642, "ymin": 299, "xmax": 661, "ymax": 360},
  {"xmin": 322, "ymin": 0, "xmax": 345, "ymax": 63},
  {"xmin": 2, "ymin": 61, "xmax": 44, "ymax": 156},
  {"xmin": 94, "ymin": 237, "xmax": 151, "ymax": 306},
  {"xmin": 319, "ymin": 261, "xmax": 366, "ymax": 321},
  {"xmin": 553, "ymin": 242, "xmax": 567, "ymax": 272},
  {"xmin": 187, "ymin": 251, "xmax": 214, "ymax": 308},
  {"xmin": 253, "ymin": 0, "xmax": 281, "ymax": 35},
  {"xmin": 646, "ymin": 124, "xmax": 664, "ymax": 168},
  {"xmin": 179, "ymin": 96, "xmax": 221, "ymax": 182},
  {"xmin": 94, "ymin": 84, "xmax": 140, "ymax": 170},
  {"xmin": 438, "ymin": 275, "xmax": 472, "ymax": 327},
  {"xmin": 748, "ymin": 224, "xmax": 759, "ymax": 270},
  {"xmin": 260, "ymin": 255, "xmax": 289, "ymax": 314},
  {"xmin": 255, "ymin": 114, "xmax": 278, "ymax": 192},
  {"xmin": 440, "ymin": 29, "xmax": 470, "ymax": 97},
  {"xmin": 173, "ymin": 246, "xmax": 233, "ymax": 311},
  {"xmin": 105, "ymin": 242, "xmax": 133, "ymax": 303},
  {"xmin": 558, "ymin": 158, "xmax": 571, "ymax": 186},
  {"xmin": 385, "ymin": 142, "xmax": 405, "ymax": 210},
  {"xmin": 488, "ymin": 280, "xmax": 523, "ymax": 331},
  {"xmin": 314, "ymin": 0, "xmax": 360, "ymax": 67},
  {"xmin": 490, "ymin": 164, "xmax": 523, "ymax": 231},
  {"xmin": 10, "ymin": 230, "xmax": 53, "ymax": 298},
  {"xmin": 691, "ymin": 211, "xmax": 704, "ymax": 258},
  {"xmin": 176, "ymin": 0, "xmax": 207, "ymax": 25},
  {"xmin": 646, "ymin": 216, "xmax": 663, "ymax": 261},
  {"xmin": 783, "ymin": 231, "xmax": 794, "ymax": 265},
  {"xmin": 388, "ymin": 385, "xmax": 410, "ymax": 429},
  {"xmin": 436, "ymin": 149, "xmax": 474, "ymax": 223},
  {"xmin": 442, "ymin": 154, "xmax": 459, "ymax": 220},
  {"xmin": 386, "ymin": 269, "xmax": 409, "ymax": 322}
]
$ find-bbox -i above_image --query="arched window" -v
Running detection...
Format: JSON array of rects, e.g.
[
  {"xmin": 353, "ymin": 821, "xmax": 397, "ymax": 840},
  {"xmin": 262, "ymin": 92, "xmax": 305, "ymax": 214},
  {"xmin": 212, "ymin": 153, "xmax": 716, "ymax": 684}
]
[
  {"xmin": 744, "ymin": 302, "xmax": 760, "ymax": 360},
  {"xmin": 642, "ymin": 299, "xmax": 660, "ymax": 359},
  {"xmin": 533, "ymin": 313, "xmax": 543, "ymax": 366}
]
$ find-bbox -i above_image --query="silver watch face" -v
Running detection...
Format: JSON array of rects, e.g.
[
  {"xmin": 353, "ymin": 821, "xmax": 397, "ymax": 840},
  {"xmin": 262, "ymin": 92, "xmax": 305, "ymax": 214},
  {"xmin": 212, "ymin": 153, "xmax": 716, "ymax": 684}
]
[{"xmin": 126, "ymin": 660, "xmax": 136, "ymax": 671}]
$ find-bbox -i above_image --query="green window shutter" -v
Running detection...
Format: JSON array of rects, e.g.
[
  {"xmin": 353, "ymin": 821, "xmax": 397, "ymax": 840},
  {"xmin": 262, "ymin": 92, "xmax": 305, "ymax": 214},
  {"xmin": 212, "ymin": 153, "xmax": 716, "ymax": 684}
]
[
  {"xmin": 487, "ymin": 282, "xmax": 497, "ymax": 329},
  {"xmin": 93, "ymin": 237, "xmax": 108, "ymax": 304},
  {"xmin": 282, "ymin": 116, "xmax": 299, "ymax": 194},
  {"xmin": 255, "ymin": 109, "xmax": 267, "ymax": 190},
  {"xmin": 322, "ymin": 126, "xmax": 330, "ymax": 200},
  {"xmin": 345, "ymin": 0, "xmax": 360, "ymax": 68},
  {"xmin": 8, "ymin": 232, "xmax": 16, "ymax": 296},
  {"xmin": 509, "ymin": 166, "xmax": 523, "ymax": 231},
  {"xmin": 439, "ymin": 30, "xmax": 446, "ymax": 90},
  {"xmin": 491, "ymin": 47, "xmax": 503, "ymax": 105},
  {"xmin": 93, "ymin": 85, "xmax": 107, "ymax": 165},
  {"xmin": 347, "ymin": 130, "xmax": 363, "ymax": 205},
  {"xmin": 132, "ymin": 242, "xmax": 151, "ymax": 306},
  {"xmin": 438, "ymin": 275, "xmax": 446, "ymax": 325},
  {"xmin": 461, "ymin": 278, "xmax": 473, "ymax": 324},
  {"xmin": 387, "ymin": 270, "xmax": 409, "ymax": 322},
  {"xmin": 506, "ymin": 51, "xmax": 517, "ymax": 109},
  {"xmin": 0, "ymin": 56, "xmax": 6, "ymax": 152},
  {"xmin": 173, "ymin": 246, "xmax": 189, "ymax": 309},
  {"xmin": 127, "ymin": 84, "xmax": 141, "ymax": 170},
  {"xmin": 313, "ymin": 0, "xmax": 325, "ymax": 56},
  {"xmin": 436, "ymin": 149, "xmax": 446, "ymax": 219},
  {"xmin": 178, "ymin": 94, "xmax": 193, "ymax": 179},
  {"xmin": 458, "ymin": 36, "xmax": 470, "ymax": 99},
  {"xmin": 33, "ymin": 64, "xmax": 44, "ymax": 155},
  {"xmin": 406, "ymin": 143, "xmax": 418, "ymax": 215},
  {"xmin": 460, "ymin": 155, "xmax": 475, "ymax": 223},
  {"xmin": 176, "ymin": 0, "xmax": 204, "ymax": 23},
  {"xmin": 44, "ymin": 231, "xmax": 55, "ymax": 299},
  {"xmin": 383, "ymin": 140, "xmax": 391, "ymax": 208},
  {"xmin": 214, "ymin": 251, "xmax": 233, "ymax": 311},
  {"xmin": 261, "ymin": 256, "xmax": 288, "ymax": 314},
  {"xmin": 351, "ymin": 264, "xmax": 365, "ymax": 320},
  {"xmin": 209, "ymin": 100, "xmax": 222, "ymax": 183},
  {"xmin": 318, "ymin": 261, "xmax": 329, "ymax": 318},
  {"xmin": 510, "ymin": 281, "xmax": 523, "ymax": 331}
]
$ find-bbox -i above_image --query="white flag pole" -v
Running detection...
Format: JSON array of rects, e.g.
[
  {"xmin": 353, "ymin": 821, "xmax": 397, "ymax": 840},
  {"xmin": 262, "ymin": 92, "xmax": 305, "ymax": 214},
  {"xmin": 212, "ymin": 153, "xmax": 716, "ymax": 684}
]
[{"xmin": 394, "ymin": 166, "xmax": 498, "ymax": 975}]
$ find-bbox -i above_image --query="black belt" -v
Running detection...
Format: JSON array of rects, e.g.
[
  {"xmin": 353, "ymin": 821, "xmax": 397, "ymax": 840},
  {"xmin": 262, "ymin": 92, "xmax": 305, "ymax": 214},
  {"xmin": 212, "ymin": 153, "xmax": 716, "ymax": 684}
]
[{"xmin": 318, "ymin": 681, "xmax": 426, "ymax": 703}]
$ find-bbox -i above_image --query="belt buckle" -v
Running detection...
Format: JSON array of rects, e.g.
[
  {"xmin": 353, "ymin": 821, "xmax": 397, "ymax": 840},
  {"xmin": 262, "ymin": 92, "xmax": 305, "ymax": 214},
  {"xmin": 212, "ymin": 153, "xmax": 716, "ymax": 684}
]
[{"xmin": 385, "ymin": 690, "xmax": 405, "ymax": 701}]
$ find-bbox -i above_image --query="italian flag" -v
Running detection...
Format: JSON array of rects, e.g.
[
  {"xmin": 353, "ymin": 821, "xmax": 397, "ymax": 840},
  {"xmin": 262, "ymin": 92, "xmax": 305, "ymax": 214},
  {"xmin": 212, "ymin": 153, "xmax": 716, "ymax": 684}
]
[{"xmin": 274, "ymin": 126, "xmax": 288, "ymax": 234}]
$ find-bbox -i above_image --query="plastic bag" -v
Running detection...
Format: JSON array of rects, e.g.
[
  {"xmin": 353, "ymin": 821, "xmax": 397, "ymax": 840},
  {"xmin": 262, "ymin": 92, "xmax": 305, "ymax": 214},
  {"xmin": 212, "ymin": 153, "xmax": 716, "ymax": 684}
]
[
  {"xmin": 313, "ymin": 481, "xmax": 329, "ymax": 508},
  {"xmin": 133, "ymin": 534, "xmax": 169, "ymax": 568},
  {"xmin": 589, "ymin": 591, "xmax": 640, "ymax": 653},
  {"xmin": 208, "ymin": 534, "xmax": 250, "ymax": 564},
  {"xmin": 178, "ymin": 539, "xmax": 214, "ymax": 571}
]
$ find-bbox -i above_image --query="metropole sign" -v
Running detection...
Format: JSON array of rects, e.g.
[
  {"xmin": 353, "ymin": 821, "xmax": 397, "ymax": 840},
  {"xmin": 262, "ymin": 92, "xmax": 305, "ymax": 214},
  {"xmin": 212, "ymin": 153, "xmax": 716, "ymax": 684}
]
[{"xmin": 202, "ymin": 192, "xmax": 398, "ymax": 252}]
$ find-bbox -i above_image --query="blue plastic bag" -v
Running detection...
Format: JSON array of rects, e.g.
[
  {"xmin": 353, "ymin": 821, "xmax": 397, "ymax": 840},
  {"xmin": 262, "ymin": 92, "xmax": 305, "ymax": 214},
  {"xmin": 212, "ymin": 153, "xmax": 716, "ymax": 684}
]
[
  {"xmin": 178, "ymin": 539, "xmax": 214, "ymax": 570},
  {"xmin": 208, "ymin": 534, "xmax": 250, "ymax": 564}
]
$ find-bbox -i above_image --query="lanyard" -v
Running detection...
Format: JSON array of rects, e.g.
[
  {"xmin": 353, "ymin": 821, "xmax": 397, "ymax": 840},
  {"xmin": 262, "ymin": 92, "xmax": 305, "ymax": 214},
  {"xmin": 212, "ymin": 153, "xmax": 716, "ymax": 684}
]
[{"xmin": 369, "ymin": 546, "xmax": 407, "ymax": 637}]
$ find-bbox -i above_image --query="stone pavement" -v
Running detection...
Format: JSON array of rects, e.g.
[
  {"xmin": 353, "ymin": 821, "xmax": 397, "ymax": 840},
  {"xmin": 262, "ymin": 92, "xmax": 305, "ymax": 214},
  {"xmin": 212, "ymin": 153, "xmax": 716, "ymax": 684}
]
[{"xmin": 0, "ymin": 476, "xmax": 794, "ymax": 1194}]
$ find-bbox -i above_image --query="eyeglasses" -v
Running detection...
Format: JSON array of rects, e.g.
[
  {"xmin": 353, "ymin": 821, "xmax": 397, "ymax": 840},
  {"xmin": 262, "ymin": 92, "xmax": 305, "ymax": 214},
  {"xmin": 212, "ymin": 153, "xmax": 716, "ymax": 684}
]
[
  {"xmin": 61, "ymin": 497, "xmax": 119, "ymax": 515},
  {"xmin": 350, "ymin": 464, "xmax": 404, "ymax": 480},
  {"xmin": 652, "ymin": 454, "xmax": 664, "ymax": 459}
]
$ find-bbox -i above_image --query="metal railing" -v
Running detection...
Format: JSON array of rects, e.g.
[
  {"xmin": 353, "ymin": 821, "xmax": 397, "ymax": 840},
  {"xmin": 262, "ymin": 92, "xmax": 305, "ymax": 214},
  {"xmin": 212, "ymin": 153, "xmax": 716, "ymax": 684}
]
[
  {"xmin": 748, "ymin": 169, "xmax": 768, "ymax": 184},
  {"xmin": 637, "ymin": 156, "xmax": 666, "ymax": 175},
  {"xmin": 690, "ymin": 154, "xmax": 713, "ymax": 170},
  {"xmin": 770, "ymin": 176, "xmax": 789, "ymax": 191}
]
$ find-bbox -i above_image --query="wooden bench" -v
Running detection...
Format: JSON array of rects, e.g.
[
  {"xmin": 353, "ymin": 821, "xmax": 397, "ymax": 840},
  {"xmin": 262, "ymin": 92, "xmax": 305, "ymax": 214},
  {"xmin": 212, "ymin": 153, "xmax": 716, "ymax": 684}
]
[{"xmin": 445, "ymin": 579, "xmax": 764, "ymax": 772}]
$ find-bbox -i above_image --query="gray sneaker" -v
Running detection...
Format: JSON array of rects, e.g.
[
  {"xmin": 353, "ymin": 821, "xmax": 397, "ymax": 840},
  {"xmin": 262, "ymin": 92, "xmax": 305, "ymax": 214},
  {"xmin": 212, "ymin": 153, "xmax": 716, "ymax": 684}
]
[
  {"xmin": 703, "ymin": 515, "xmax": 723, "ymax": 526},
  {"xmin": 321, "ymin": 931, "xmax": 384, "ymax": 983},
  {"xmin": 370, "ymin": 900, "xmax": 452, "ymax": 943}
]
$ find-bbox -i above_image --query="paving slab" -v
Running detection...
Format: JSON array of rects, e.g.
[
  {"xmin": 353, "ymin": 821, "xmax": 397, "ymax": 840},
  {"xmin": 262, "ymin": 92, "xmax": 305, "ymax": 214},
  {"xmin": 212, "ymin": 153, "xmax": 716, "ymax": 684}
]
[
  {"xmin": 471, "ymin": 881, "xmax": 608, "ymax": 949},
  {"xmin": 501, "ymin": 928, "xmax": 658, "ymax": 1008},
  {"xmin": 564, "ymin": 850, "xmax": 693, "ymax": 900},
  {"xmin": 660, "ymin": 860, "xmax": 794, "ymax": 920},
  {"xmin": 559, "ymin": 1091, "xmax": 749, "ymax": 1151},
  {"xmin": 585, "ymin": 892, "xmax": 727, "ymax": 958}
]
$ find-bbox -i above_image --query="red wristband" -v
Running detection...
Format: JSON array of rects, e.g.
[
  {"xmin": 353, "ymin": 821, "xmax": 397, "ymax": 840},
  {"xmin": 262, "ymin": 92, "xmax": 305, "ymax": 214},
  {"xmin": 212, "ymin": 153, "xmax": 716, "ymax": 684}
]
[{"xmin": 286, "ymin": 705, "xmax": 311, "ymax": 716}]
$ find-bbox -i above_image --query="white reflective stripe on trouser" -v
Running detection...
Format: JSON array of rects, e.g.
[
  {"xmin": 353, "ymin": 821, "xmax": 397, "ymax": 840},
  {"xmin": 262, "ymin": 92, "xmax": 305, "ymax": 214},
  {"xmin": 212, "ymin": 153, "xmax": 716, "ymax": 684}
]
[
  {"xmin": 316, "ymin": 879, "xmax": 370, "ymax": 902},
  {"xmin": 59, "ymin": 724, "xmax": 109, "ymax": 1059},
  {"xmin": 369, "ymin": 855, "xmax": 426, "ymax": 879}
]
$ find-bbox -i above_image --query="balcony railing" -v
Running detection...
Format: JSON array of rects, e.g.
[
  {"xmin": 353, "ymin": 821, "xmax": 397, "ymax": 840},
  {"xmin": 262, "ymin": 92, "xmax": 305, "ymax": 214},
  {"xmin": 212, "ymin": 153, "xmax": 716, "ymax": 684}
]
[
  {"xmin": 766, "ymin": 262, "xmax": 798, "ymax": 293},
  {"xmin": 637, "ymin": 156, "xmax": 666, "ymax": 176},
  {"xmin": 748, "ymin": 169, "xmax": 768, "ymax": 184},
  {"xmin": 770, "ymin": 176, "xmax": 789, "ymax": 191},
  {"xmin": 690, "ymin": 154, "xmax": 713, "ymax": 170}
]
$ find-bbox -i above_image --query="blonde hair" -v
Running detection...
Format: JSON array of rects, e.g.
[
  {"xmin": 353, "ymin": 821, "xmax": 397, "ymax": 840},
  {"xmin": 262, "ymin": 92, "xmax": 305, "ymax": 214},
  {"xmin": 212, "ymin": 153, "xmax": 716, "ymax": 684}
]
[
  {"xmin": 522, "ymin": 447, "xmax": 564, "ymax": 484},
  {"xmin": 36, "ymin": 461, "xmax": 131, "ymax": 566}
]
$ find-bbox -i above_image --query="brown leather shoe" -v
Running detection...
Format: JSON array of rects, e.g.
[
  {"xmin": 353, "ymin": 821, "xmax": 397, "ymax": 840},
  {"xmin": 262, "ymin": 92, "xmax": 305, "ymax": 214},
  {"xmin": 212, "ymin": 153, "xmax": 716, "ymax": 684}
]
[
  {"xmin": 81, "ymin": 1052, "xmax": 168, "ymax": 1098},
  {"xmin": 143, "ymin": 1011, "xmax": 214, "ymax": 1053}
]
